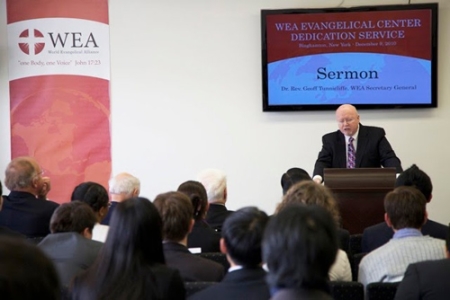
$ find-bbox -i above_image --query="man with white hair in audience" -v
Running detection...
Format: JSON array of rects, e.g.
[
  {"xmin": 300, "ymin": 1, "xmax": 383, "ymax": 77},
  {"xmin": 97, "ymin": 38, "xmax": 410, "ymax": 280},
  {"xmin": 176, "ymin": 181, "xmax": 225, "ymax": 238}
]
[
  {"xmin": 197, "ymin": 168, "xmax": 233, "ymax": 232},
  {"xmin": 101, "ymin": 172, "xmax": 140, "ymax": 225}
]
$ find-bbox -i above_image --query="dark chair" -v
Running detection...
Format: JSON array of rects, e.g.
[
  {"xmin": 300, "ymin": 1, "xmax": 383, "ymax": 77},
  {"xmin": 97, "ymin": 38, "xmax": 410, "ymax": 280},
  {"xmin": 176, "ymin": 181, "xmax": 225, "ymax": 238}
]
[
  {"xmin": 349, "ymin": 252, "xmax": 367, "ymax": 281},
  {"xmin": 329, "ymin": 281, "xmax": 364, "ymax": 300},
  {"xmin": 185, "ymin": 281, "xmax": 217, "ymax": 298},
  {"xmin": 195, "ymin": 252, "xmax": 230, "ymax": 271},
  {"xmin": 366, "ymin": 282, "xmax": 400, "ymax": 300},
  {"xmin": 338, "ymin": 228, "xmax": 350, "ymax": 253},
  {"xmin": 348, "ymin": 234, "xmax": 363, "ymax": 256}
]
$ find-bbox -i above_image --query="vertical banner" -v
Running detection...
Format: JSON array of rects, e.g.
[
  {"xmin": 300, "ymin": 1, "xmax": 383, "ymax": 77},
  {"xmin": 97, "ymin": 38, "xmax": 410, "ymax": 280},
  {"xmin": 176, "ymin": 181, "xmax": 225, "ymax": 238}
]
[{"xmin": 7, "ymin": 0, "xmax": 111, "ymax": 203}]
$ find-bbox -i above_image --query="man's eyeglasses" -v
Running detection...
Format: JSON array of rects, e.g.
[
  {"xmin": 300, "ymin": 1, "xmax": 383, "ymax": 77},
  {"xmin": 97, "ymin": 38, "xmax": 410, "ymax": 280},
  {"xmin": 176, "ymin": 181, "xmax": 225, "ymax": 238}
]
[{"xmin": 337, "ymin": 119, "xmax": 356, "ymax": 125}]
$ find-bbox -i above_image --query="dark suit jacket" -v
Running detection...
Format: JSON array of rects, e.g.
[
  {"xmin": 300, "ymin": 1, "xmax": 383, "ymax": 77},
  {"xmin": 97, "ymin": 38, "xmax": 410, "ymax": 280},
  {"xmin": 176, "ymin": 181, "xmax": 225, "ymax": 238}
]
[
  {"xmin": 163, "ymin": 242, "xmax": 224, "ymax": 282},
  {"xmin": 189, "ymin": 267, "xmax": 270, "ymax": 300},
  {"xmin": 205, "ymin": 204, "xmax": 234, "ymax": 232},
  {"xmin": 188, "ymin": 220, "xmax": 221, "ymax": 253},
  {"xmin": 313, "ymin": 124, "xmax": 402, "ymax": 178},
  {"xmin": 38, "ymin": 232, "xmax": 103, "ymax": 286},
  {"xmin": 100, "ymin": 201, "xmax": 117, "ymax": 225},
  {"xmin": 362, "ymin": 219, "xmax": 448, "ymax": 253},
  {"xmin": 0, "ymin": 191, "xmax": 59, "ymax": 237},
  {"xmin": 271, "ymin": 288, "xmax": 333, "ymax": 300},
  {"xmin": 394, "ymin": 259, "xmax": 450, "ymax": 300}
]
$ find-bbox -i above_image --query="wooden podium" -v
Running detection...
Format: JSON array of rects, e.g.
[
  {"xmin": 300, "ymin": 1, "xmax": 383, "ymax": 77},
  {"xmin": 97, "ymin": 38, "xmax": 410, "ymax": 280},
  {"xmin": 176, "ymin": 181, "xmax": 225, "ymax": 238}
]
[{"xmin": 324, "ymin": 168, "xmax": 396, "ymax": 234}]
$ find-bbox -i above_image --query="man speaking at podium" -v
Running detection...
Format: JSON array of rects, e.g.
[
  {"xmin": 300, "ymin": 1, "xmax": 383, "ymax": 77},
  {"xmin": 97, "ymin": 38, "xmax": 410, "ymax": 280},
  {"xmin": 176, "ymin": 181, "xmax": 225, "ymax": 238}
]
[{"xmin": 313, "ymin": 104, "xmax": 403, "ymax": 184}]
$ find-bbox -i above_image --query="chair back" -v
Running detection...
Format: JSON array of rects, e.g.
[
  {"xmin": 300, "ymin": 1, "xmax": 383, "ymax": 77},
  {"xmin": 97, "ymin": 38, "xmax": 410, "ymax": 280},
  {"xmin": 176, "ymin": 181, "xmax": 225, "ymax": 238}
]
[
  {"xmin": 195, "ymin": 252, "xmax": 230, "ymax": 270},
  {"xmin": 366, "ymin": 282, "xmax": 400, "ymax": 300},
  {"xmin": 329, "ymin": 281, "xmax": 364, "ymax": 300},
  {"xmin": 349, "ymin": 252, "xmax": 367, "ymax": 281},
  {"xmin": 348, "ymin": 234, "xmax": 363, "ymax": 255},
  {"xmin": 185, "ymin": 281, "xmax": 217, "ymax": 298}
]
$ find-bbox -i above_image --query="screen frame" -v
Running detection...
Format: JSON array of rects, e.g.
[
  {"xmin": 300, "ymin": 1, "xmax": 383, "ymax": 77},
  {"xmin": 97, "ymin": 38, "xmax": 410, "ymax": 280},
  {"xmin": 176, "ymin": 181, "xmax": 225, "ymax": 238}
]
[{"xmin": 261, "ymin": 3, "xmax": 439, "ymax": 112}]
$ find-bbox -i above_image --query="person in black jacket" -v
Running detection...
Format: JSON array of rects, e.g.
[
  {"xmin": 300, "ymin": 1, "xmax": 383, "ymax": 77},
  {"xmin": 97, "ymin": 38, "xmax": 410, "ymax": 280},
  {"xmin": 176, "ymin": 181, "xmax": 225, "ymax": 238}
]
[
  {"xmin": 313, "ymin": 104, "xmax": 402, "ymax": 183},
  {"xmin": 154, "ymin": 191, "xmax": 224, "ymax": 282},
  {"xmin": 178, "ymin": 180, "xmax": 221, "ymax": 252},
  {"xmin": 197, "ymin": 169, "xmax": 234, "ymax": 232},
  {"xmin": 189, "ymin": 207, "xmax": 270, "ymax": 300}
]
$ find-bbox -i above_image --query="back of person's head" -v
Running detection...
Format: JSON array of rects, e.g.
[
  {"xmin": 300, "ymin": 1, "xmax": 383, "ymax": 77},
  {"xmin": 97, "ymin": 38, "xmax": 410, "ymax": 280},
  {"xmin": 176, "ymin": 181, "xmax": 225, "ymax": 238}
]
[
  {"xmin": 263, "ymin": 204, "xmax": 338, "ymax": 292},
  {"xmin": 277, "ymin": 181, "xmax": 340, "ymax": 226},
  {"xmin": 72, "ymin": 197, "xmax": 165, "ymax": 300},
  {"xmin": 384, "ymin": 186, "xmax": 427, "ymax": 230},
  {"xmin": 0, "ymin": 236, "xmax": 60, "ymax": 300},
  {"xmin": 196, "ymin": 168, "xmax": 227, "ymax": 203},
  {"xmin": 281, "ymin": 167, "xmax": 312, "ymax": 195},
  {"xmin": 4, "ymin": 156, "xmax": 40, "ymax": 191},
  {"xmin": 395, "ymin": 164, "xmax": 432, "ymax": 201},
  {"xmin": 70, "ymin": 181, "xmax": 109, "ymax": 213},
  {"xmin": 50, "ymin": 201, "xmax": 97, "ymax": 234},
  {"xmin": 109, "ymin": 172, "xmax": 140, "ymax": 196},
  {"xmin": 221, "ymin": 206, "xmax": 269, "ymax": 267},
  {"xmin": 153, "ymin": 191, "xmax": 194, "ymax": 242},
  {"xmin": 177, "ymin": 180, "xmax": 208, "ymax": 221}
]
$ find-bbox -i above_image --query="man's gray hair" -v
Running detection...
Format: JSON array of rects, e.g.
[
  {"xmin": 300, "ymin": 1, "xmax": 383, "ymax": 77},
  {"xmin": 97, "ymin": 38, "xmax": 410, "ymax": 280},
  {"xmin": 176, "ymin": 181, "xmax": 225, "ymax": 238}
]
[
  {"xmin": 196, "ymin": 168, "xmax": 227, "ymax": 203},
  {"xmin": 109, "ymin": 173, "xmax": 140, "ymax": 195},
  {"xmin": 4, "ymin": 157, "xmax": 38, "ymax": 191}
]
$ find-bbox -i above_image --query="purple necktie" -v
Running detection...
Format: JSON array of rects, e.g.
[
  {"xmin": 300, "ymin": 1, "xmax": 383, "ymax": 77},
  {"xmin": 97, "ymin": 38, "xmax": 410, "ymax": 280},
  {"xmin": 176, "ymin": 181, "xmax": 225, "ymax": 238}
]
[{"xmin": 348, "ymin": 137, "xmax": 356, "ymax": 169}]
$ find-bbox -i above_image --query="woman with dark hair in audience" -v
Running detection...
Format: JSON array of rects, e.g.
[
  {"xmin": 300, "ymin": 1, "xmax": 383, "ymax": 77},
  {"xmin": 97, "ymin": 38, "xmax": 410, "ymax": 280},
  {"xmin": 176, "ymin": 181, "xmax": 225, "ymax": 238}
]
[
  {"xmin": 177, "ymin": 180, "xmax": 221, "ymax": 252},
  {"xmin": 71, "ymin": 181, "xmax": 110, "ymax": 242},
  {"xmin": 276, "ymin": 181, "xmax": 352, "ymax": 282},
  {"xmin": 263, "ymin": 204, "xmax": 338, "ymax": 300},
  {"xmin": 71, "ymin": 197, "xmax": 185, "ymax": 300}
]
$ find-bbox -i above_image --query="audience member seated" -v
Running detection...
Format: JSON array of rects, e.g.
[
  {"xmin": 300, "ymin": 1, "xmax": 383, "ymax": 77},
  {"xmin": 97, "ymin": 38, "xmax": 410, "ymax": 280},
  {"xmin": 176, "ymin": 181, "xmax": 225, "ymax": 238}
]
[
  {"xmin": 280, "ymin": 167, "xmax": 311, "ymax": 195},
  {"xmin": 189, "ymin": 207, "xmax": 270, "ymax": 300},
  {"xmin": 394, "ymin": 225, "xmax": 450, "ymax": 300},
  {"xmin": 358, "ymin": 186, "xmax": 446, "ymax": 288},
  {"xmin": 178, "ymin": 180, "xmax": 221, "ymax": 252},
  {"xmin": 362, "ymin": 164, "xmax": 448, "ymax": 253},
  {"xmin": 101, "ymin": 172, "xmax": 140, "ymax": 225},
  {"xmin": 71, "ymin": 181, "xmax": 110, "ymax": 242},
  {"xmin": 38, "ymin": 201, "xmax": 103, "ymax": 286},
  {"xmin": 276, "ymin": 181, "xmax": 352, "ymax": 281},
  {"xmin": 71, "ymin": 197, "xmax": 185, "ymax": 300},
  {"xmin": 0, "ymin": 157, "xmax": 58, "ymax": 237},
  {"xmin": 0, "ymin": 236, "xmax": 60, "ymax": 300},
  {"xmin": 197, "ymin": 169, "xmax": 233, "ymax": 231},
  {"xmin": 154, "ymin": 191, "xmax": 224, "ymax": 282},
  {"xmin": 264, "ymin": 204, "xmax": 338, "ymax": 300}
]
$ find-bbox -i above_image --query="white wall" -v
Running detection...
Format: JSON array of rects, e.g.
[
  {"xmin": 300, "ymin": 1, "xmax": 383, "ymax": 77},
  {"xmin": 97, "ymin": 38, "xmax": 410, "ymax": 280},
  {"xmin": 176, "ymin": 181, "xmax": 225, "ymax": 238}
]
[{"xmin": 1, "ymin": 0, "xmax": 449, "ymax": 224}]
